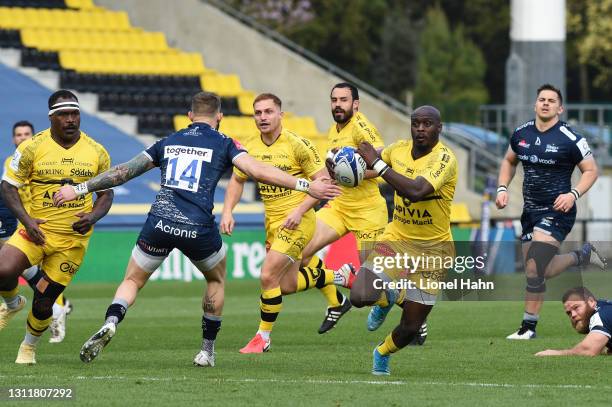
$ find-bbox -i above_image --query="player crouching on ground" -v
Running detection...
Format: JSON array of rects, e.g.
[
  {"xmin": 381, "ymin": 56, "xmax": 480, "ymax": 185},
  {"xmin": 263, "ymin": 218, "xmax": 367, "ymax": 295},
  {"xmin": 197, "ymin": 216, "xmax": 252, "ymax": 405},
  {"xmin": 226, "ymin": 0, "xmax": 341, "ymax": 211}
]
[{"xmin": 536, "ymin": 287, "xmax": 611, "ymax": 356}]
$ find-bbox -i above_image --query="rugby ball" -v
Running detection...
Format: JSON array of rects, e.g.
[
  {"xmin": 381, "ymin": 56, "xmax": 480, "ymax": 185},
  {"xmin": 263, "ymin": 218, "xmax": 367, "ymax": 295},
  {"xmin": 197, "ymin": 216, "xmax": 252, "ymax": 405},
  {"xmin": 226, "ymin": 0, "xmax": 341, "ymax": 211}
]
[{"xmin": 332, "ymin": 147, "xmax": 367, "ymax": 187}]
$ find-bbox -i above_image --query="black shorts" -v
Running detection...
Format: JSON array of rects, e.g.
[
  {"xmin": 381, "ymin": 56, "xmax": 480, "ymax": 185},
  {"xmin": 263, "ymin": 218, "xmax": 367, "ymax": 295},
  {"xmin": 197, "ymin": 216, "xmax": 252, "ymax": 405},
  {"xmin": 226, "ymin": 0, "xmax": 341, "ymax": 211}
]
[
  {"xmin": 0, "ymin": 215, "xmax": 17, "ymax": 239},
  {"xmin": 520, "ymin": 209, "xmax": 576, "ymax": 243},
  {"xmin": 136, "ymin": 214, "xmax": 222, "ymax": 261}
]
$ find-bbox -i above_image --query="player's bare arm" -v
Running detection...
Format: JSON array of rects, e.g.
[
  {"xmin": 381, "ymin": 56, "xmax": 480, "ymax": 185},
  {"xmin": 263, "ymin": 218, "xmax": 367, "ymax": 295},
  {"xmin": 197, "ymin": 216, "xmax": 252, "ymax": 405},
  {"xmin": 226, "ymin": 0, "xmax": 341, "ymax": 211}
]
[
  {"xmin": 232, "ymin": 154, "xmax": 340, "ymax": 200},
  {"xmin": 535, "ymin": 331, "xmax": 609, "ymax": 356},
  {"xmin": 220, "ymin": 174, "xmax": 246, "ymax": 236},
  {"xmin": 495, "ymin": 146, "xmax": 519, "ymax": 209},
  {"xmin": 357, "ymin": 141, "xmax": 434, "ymax": 202},
  {"xmin": 1, "ymin": 180, "xmax": 46, "ymax": 245},
  {"xmin": 71, "ymin": 189, "xmax": 114, "ymax": 235},
  {"xmin": 53, "ymin": 153, "xmax": 155, "ymax": 205},
  {"xmin": 552, "ymin": 156, "xmax": 598, "ymax": 213}
]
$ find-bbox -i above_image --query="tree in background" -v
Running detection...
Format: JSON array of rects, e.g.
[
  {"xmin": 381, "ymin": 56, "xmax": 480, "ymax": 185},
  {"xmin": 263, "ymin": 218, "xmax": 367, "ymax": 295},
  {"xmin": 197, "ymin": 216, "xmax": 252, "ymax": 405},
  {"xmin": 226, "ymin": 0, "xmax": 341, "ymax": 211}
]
[{"xmin": 414, "ymin": 6, "xmax": 488, "ymax": 123}]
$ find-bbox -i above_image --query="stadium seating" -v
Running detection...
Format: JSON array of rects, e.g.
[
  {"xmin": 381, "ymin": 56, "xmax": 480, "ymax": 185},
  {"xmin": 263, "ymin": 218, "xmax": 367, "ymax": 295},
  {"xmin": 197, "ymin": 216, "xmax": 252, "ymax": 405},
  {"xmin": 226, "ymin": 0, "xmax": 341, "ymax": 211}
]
[{"xmin": 0, "ymin": 3, "xmax": 328, "ymax": 142}]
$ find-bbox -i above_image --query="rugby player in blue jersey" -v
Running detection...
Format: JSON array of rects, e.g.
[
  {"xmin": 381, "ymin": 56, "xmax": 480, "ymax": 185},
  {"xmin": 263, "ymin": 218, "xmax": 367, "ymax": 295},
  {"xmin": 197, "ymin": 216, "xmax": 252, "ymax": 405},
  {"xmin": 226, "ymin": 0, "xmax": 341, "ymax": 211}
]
[
  {"xmin": 53, "ymin": 92, "xmax": 340, "ymax": 366},
  {"xmin": 496, "ymin": 84, "xmax": 606, "ymax": 340},
  {"xmin": 536, "ymin": 287, "xmax": 611, "ymax": 356}
]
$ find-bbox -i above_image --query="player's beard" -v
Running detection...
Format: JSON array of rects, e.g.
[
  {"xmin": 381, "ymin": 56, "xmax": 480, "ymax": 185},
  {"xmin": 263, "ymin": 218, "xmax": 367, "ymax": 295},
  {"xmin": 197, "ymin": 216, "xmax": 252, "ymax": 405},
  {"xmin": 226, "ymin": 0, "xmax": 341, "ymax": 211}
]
[{"xmin": 333, "ymin": 107, "xmax": 353, "ymax": 124}]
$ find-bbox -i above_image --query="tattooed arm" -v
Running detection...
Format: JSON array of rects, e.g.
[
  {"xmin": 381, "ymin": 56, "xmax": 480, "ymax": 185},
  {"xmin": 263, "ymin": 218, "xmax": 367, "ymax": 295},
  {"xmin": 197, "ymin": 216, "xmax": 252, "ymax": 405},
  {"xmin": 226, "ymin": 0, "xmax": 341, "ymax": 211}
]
[{"xmin": 53, "ymin": 153, "xmax": 155, "ymax": 206}]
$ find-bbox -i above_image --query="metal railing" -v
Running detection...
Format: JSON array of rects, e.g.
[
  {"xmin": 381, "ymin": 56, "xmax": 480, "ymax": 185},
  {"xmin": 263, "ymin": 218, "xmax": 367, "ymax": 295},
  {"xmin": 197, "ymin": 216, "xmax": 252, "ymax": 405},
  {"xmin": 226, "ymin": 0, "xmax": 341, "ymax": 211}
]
[{"xmin": 201, "ymin": 0, "xmax": 411, "ymax": 116}]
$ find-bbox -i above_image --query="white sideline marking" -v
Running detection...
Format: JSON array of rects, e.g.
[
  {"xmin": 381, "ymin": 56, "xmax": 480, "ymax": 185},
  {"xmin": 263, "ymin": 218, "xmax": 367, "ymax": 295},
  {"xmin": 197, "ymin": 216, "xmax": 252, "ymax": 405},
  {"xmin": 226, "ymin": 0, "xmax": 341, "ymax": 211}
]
[{"xmin": 2, "ymin": 375, "xmax": 609, "ymax": 390}]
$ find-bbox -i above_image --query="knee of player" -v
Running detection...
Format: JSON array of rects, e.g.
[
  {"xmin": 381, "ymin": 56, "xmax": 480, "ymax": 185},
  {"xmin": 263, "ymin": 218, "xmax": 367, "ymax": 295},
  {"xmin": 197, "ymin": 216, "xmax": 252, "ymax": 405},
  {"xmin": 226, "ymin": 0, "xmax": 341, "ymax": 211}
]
[
  {"xmin": 349, "ymin": 290, "xmax": 370, "ymax": 308},
  {"xmin": 524, "ymin": 261, "xmax": 538, "ymax": 278},
  {"xmin": 259, "ymin": 272, "xmax": 279, "ymax": 289}
]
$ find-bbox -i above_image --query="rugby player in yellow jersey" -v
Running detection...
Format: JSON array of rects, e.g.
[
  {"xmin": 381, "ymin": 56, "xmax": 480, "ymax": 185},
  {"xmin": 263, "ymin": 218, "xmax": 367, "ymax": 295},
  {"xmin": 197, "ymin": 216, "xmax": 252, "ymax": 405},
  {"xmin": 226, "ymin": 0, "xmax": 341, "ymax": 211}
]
[
  {"xmin": 221, "ymin": 93, "xmax": 342, "ymax": 353},
  {"xmin": 0, "ymin": 90, "xmax": 113, "ymax": 364},
  {"xmin": 299, "ymin": 83, "xmax": 389, "ymax": 334},
  {"xmin": 1, "ymin": 121, "xmax": 72, "ymax": 344},
  {"xmin": 349, "ymin": 106, "xmax": 457, "ymax": 375}
]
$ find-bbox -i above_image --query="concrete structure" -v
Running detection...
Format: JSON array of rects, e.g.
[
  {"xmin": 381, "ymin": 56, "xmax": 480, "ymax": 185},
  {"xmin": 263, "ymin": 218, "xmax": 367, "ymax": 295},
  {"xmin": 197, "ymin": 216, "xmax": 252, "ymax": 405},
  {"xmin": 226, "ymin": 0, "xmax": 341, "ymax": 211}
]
[
  {"xmin": 505, "ymin": 0, "xmax": 566, "ymax": 129},
  {"xmin": 97, "ymin": 0, "xmax": 490, "ymax": 216}
]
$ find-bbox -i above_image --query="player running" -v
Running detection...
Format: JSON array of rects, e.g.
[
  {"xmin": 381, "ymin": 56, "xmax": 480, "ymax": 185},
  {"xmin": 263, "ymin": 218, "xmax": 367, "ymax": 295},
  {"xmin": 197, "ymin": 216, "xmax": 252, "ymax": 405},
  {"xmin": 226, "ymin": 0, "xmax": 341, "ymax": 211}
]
[
  {"xmin": 0, "ymin": 90, "xmax": 113, "ymax": 364},
  {"xmin": 347, "ymin": 105, "xmax": 457, "ymax": 375},
  {"xmin": 299, "ymin": 83, "xmax": 389, "ymax": 334},
  {"xmin": 53, "ymin": 92, "xmax": 340, "ymax": 366},
  {"xmin": 496, "ymin": 84, "xmax": 605, "ymax": 340},
  {"xmin": 221, "ymin": 93, "xmax": 345, "ymax": 353},
  {"xmin": 536, "ymin": 287, "xmax": 611, "ymax": 356},
  {"xmin": 0, "ymin": 120, "xmax": 72, "ymax": 344}
]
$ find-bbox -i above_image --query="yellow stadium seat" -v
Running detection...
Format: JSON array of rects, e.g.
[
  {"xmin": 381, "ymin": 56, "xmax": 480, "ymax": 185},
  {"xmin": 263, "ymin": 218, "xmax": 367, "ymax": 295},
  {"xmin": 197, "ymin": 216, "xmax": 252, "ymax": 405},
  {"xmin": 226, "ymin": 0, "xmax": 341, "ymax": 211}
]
[
  {"xmin": 450, "ymin": 203, "xmax": 472, "ymax": 223},
  {"xmin": 66, "ymin": 0, "xmax": 96, "ymax": 10},
  {"xmin": 237, "ymin": 92, "xmax": 255, "ymax": 115},
  {"xmin": 174, "ymin": 115, "xmax": 191, "ymax": 131}
]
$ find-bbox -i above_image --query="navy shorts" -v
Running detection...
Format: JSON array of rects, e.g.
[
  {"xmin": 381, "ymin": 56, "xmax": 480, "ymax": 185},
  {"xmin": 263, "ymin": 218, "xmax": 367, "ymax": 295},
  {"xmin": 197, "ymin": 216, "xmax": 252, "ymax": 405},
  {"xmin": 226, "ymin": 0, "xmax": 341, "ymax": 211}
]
[
  {"xmin": 136, "ymin": 214, "xmax": 222, "ymax": 261},
  {"xmin": 520, "ymin": 209, "xmax": 576, "ymax": 243},
  {"xmin": 0, "ymin": 215, "xmax": 17, "ymax": 239}
]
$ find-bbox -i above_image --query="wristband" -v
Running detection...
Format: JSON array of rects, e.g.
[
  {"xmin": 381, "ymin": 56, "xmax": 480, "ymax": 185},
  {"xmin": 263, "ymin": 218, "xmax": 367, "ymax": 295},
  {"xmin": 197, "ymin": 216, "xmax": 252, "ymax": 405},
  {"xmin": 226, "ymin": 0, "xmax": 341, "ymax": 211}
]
[
  {"xmin": 73, "ymin": 182, "xmax": 89, "ymax": 196},
  {"xmin": 295, "ymin": 178, "xmax": 310, "ymax": 193},
  {"xmin": 372, "ymin": 159, "xmax": 390, "ymax": 176},
  {"xmin": 570, "ymin": 188, "xmax": 580, "ymax": 200},
  {"xmin": 497, "ymin": 185, "xmax": 507, "ymax": 193}
]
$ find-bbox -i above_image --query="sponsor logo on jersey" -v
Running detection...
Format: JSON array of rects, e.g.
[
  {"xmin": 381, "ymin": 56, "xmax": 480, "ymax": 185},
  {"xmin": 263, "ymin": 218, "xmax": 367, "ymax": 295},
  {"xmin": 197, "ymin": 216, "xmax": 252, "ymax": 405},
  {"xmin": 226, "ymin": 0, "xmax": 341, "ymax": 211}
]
[
  {"xmin": 545, "ymin": 144, "xmax": 559, "ymax": 153},
  {"xmin": 518, "ymin": 139, "xmax": 530, "ymax": 148},
  {"xmin": 61, "ymin": 157, "xmax": 74, "ymax": 165},
  {"xmin": 36, "ymin": 168, "xmax": 64, "ymax": 176},
  {"xmin": 164, "ymin": 146, "xmax": 213, "ymax": 162},
  {"xmin": 70, "ymin": 168, "xmax": 94, "ymax": 177},
  {"xmin": 535, "ymin": 137, "xmax": 541, "ymax": 145},
  {"xmin": 528, "ymin": 155, "xmax": 556, "ymax": 165}
]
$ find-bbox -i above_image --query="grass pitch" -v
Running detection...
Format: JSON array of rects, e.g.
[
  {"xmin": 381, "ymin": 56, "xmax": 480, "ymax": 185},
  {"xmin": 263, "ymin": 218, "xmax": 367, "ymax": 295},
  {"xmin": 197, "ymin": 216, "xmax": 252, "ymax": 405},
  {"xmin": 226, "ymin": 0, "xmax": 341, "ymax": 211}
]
[{"xmin": 1, "ymin": 274, "xmax": 610, "ymax": 406}]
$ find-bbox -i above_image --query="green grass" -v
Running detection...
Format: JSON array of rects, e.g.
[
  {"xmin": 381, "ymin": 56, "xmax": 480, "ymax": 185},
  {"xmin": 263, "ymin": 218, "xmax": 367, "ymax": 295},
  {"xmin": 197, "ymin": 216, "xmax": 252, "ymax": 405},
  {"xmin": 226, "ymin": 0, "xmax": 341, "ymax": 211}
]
[{"xmin": 1, "ymin": 273, "xmax": 611, "ymax": 406}]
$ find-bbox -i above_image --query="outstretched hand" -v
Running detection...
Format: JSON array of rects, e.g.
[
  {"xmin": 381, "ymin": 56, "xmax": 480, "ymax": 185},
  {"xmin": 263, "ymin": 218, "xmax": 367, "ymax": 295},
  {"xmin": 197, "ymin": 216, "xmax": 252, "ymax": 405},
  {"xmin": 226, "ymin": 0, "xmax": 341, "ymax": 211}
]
[{"xmin": 308, "ymin": 177, "xmax": 341, "ymax": 200}]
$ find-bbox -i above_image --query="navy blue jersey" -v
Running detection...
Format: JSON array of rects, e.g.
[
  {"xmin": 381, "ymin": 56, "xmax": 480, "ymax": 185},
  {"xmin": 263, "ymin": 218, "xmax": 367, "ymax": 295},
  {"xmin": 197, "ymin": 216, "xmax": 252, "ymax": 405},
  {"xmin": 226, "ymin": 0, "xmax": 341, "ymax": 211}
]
[
  {"xmin": 143, "ymin": 122, "xmax": 246, "ymax": 226},
  {"xmin": 510, "ymin": 120, "xmax": 592, "ymax": 211},
  {"xmin": 590, "ymin": 299, "xmax": 612, "ymax": 349}
]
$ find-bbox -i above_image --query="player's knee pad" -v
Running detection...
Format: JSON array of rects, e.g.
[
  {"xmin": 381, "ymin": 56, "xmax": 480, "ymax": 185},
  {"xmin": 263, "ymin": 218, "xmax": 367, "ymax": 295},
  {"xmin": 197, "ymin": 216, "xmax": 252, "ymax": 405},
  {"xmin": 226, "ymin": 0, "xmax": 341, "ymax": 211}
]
[
  {"xmin": 23, "ymin": 266, "xmax": 43, "ymax": 290},
  {"xmin": 526, "ymin": 276, "xmax": 546, "ymax": 293},
  {"xmin": 526, "ymin": 241, "xmax": 558, "ymax": 278},
  {"xmin": 32, "ymin": 279, "xmax": 64, "ymax": 320}
]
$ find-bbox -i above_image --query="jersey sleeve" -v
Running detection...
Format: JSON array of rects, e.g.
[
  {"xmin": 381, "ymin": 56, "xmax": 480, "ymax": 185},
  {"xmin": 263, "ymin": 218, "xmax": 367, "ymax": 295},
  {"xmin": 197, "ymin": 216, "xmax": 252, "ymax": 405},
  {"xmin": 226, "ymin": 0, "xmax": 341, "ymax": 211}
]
[
  {"xmin": 97, "ymin": 146, "xmax": 111, "ymax": 175},
  {"xmin": 1, "ymin": 140, "xmax": 34, "ymax": 187},
  {"xmin": 143, "ymin": 139, "xmax": 165, "ymax": 167},
  {"xmin": 296, "ymin": 137, "xmax": 324, "ymax": 178},
  {"xmin": 227, "ymin": 138, "xmax": 248, "ymax": 162},
  {"xmin": 230, "ymin": 138, "xmax": 249, "ymax": 180},
  {"xmin": 509, "ymin": 129, "xmax": 519, "ymax": 153},
  {"xmin": 420, "ymin": 150, "xmax": 456, "ymax": 192},
  {"xmin": 352, "ymin": 116, "xmax": 384, "ymax": 148},
  {"xmin": 569, "ymin": 135, "xmax": 592, "ymax": 164},
  {"xmin": 380, "ymin": 141, "xmax": 398, "ymax": 166},
  {"xmin": 589, "ymin": 312, "xmax": 611, "ymax": 338}
]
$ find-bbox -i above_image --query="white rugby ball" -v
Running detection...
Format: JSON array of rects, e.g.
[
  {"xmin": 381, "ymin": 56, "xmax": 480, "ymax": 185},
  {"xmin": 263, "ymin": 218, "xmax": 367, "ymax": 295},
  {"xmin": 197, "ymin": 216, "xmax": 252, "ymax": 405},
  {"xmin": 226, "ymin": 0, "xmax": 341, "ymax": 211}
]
[{"xmin": 333, "ymin": 147, "xmax": 366, "ymax": 187}]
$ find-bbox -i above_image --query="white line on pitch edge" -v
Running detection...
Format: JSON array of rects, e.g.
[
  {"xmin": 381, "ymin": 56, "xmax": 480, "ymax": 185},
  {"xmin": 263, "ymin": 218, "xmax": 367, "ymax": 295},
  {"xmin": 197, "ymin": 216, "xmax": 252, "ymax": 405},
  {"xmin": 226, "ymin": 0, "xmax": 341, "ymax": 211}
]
[{"xmin": 1, "ymin": 375, "xmax": 609, "ymax": 390}]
